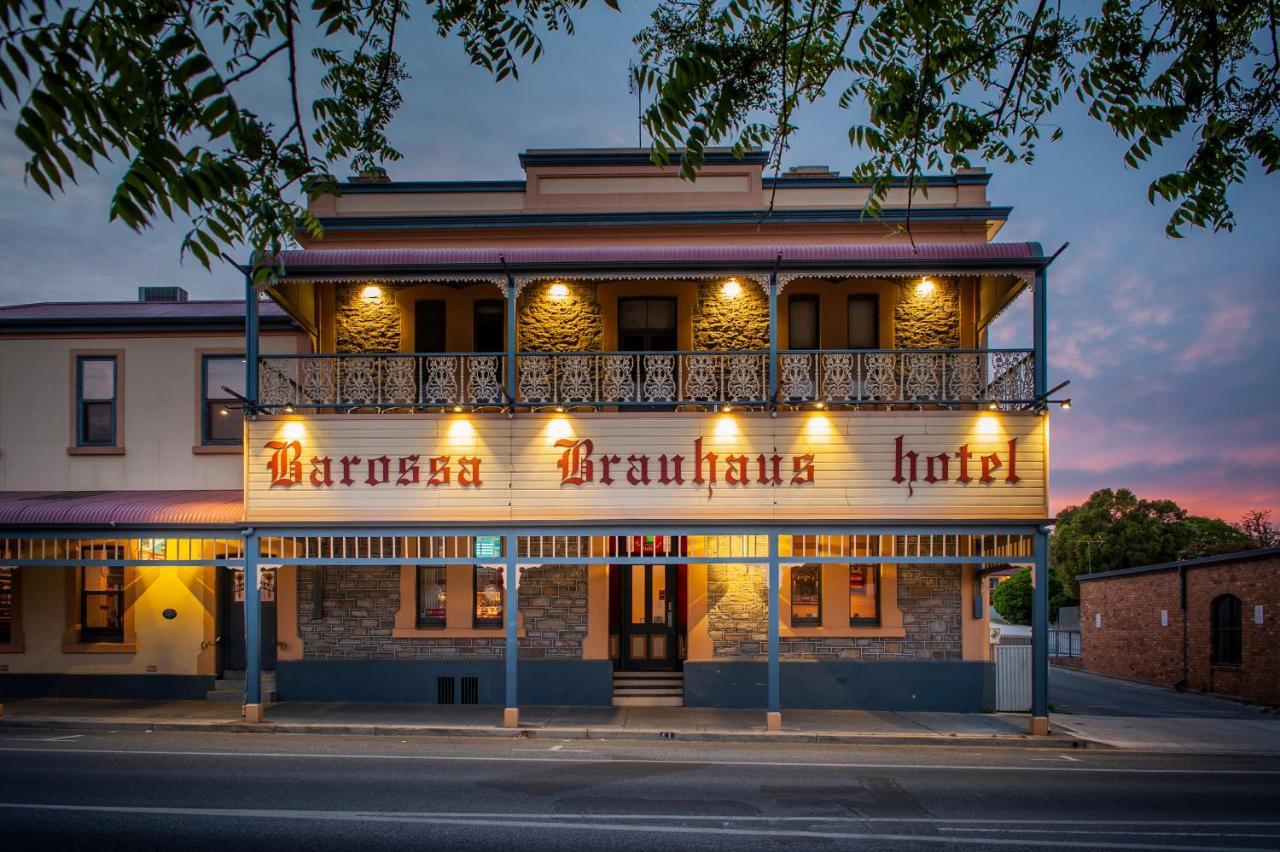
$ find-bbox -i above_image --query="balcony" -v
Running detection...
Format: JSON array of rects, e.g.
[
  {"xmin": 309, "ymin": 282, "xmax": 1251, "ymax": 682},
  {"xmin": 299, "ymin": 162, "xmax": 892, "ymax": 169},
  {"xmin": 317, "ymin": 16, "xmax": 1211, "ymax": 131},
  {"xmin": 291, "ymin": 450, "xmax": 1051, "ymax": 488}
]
[{"xmin": 256, "ymin": 348, "xmax": 1034, "ymax": 411}]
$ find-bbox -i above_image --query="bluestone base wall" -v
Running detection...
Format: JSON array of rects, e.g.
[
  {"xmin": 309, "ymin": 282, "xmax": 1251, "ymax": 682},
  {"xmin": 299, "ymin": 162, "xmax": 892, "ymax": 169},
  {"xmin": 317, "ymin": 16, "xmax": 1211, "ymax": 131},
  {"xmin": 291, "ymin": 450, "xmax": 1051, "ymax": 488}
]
[{"xmin": 0, "ymin": 674, "xmax": 215, "ymax": 700}]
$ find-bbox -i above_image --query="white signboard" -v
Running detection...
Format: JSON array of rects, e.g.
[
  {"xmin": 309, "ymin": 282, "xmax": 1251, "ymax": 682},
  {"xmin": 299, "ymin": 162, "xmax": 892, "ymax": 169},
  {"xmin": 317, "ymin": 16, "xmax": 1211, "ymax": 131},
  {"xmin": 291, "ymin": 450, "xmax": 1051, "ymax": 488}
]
[{"xmin": 244, "ymin": 411, "xmax": 1047, "ymax": 523}]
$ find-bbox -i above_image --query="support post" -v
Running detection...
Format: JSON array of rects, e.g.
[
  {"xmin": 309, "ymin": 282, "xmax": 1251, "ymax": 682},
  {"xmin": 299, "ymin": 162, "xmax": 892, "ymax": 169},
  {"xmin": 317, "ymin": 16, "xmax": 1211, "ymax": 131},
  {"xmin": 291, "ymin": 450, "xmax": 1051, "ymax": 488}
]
[
  {"xmin": 503, "ymin": 533, "xmax": 519, "ymax": 728},
  {"xmin": 1032, "ymin": 268, "xmax": 1047, "ymax": 399},
  {"xmin": 504, "ymin": 273, "xmax": 518, "ymax": 410},
  {"xmin": 766, "ymin": 532, "xmax": 781, "ymax": 732},
  {"xmin": 1030, "ymin": 529, "xmax": 1050, "ymax": 735},
  {"xmin": 767, "ymin": 272, "xmax": 779, "ymax": 403},
  {"xmin": 244, "ymin": 271, "xmax": 260, "ymax": 407},
  {"xmin": 242, "ymin": 530, "xmax": 264, "ymax": 723}
]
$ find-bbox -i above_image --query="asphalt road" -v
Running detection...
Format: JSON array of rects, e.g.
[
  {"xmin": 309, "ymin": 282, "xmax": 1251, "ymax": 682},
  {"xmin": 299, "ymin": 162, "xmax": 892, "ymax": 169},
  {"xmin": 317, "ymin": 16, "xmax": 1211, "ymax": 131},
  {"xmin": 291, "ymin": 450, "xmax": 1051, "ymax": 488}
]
[
  {"xmin": 1, "ymin": 729, "xmax": 1278, "ymax": 851},
  {"xmin": 1050, "ymin": 667, "xmax": 1271, "ymax": 718}
]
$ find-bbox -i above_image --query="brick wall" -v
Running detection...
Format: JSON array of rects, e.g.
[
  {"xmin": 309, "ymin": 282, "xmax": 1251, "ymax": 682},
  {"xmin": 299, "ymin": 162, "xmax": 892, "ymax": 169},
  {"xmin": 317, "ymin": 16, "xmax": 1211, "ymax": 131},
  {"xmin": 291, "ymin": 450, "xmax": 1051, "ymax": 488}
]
[
  {"xmin": 893, "ymin": 279, "xmax": 961, "ymax": 349},
  {"xmin": 693, "ymin": 280, "xmax": 770, "ymax": 350},
  {"xmin": 336, "ymin": 283, "xmax": 402, "ymax": 352},
  {"xmin": 296, "ymin": 565, "xmax": 587, "ymax": 661},
  {"xmin": 706, "ymin": 564, "xmax": 963, "ymax": 660},
  {"xmin": 517, "ymin": 281, "xmax": 602, "ymax": 352},
  {"xmin": 1080, "ymin": 555, "xmax": 1279, "ymax": 704}
]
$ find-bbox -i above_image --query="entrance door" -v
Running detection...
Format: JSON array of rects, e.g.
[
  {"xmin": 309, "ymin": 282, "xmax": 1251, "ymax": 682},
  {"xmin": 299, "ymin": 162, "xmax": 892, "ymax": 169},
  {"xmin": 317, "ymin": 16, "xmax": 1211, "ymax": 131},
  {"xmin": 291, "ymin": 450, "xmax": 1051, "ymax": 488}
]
[
  {"xmin": 414, "ymin": 299, "xmax": 447, "ymax": 352},
  {"xmin": 220, "ymin": 566, "xmax": 277, "ymax": 672},
  {"xmin": 620, "ymin": 564, "xmax": 679, "ymax": 670}
]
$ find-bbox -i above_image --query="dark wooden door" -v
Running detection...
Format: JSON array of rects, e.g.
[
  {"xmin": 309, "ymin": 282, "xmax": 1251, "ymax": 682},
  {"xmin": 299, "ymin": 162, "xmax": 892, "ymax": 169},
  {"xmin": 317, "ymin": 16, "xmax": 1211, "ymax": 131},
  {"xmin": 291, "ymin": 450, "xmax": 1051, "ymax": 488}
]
[
  {"xmin": 414, "ymin": 299, "xmax": 448, "ymax": 352},
  {"xmin": 220, "ymin": 566, "xmax": 277, "ymax": 672},
  {"xmin": 619, "ymin": 564, "xmax": 679, "ymax": 671}
]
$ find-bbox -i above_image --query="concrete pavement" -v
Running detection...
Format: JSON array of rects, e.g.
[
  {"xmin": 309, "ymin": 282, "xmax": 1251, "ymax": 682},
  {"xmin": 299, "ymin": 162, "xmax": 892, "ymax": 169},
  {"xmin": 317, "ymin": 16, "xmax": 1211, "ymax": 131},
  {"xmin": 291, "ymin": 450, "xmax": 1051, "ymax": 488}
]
[{"xmin": 2, "ymin": 729, "xmax": 1277, "ymax": 851}]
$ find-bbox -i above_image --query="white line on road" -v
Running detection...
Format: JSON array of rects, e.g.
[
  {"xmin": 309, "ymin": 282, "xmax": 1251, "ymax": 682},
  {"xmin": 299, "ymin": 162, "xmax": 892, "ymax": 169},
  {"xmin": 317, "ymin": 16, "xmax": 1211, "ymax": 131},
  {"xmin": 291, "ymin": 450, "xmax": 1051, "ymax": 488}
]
[
  {"xmin": 1, "ymin": 745, "xmax": 1277, "ymax": 775},
  {"xmin": 0, "ymin": 803, "xmax": 1272, "ymax": 851},
  {"xmin": 941, "ymin": 828, "xmax": 1280, "ymax": 839},
  {"xmin": 4, "ymin": 734, "xmax": 83, "ymax": 742}
]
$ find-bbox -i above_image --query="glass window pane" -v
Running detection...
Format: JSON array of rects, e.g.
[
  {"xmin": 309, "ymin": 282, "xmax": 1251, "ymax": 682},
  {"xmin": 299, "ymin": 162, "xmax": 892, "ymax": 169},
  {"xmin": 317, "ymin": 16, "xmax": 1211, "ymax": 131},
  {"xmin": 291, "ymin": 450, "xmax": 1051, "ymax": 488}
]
[
  {"xmin": 646, "ymin": 298, "xmax": 677, "ymax": 331},
  {"xmin": 80, "ymin": 358, "xmax": 115, "ymax": 400},
  {"xmin": 0, "ymin": 567, "xmax": 13, "ymax": 645},
  {"xmin": 205, "ymin": 403, "xmax": 244, "ymax": 443},
  {"xmin": 618, "ymin": 298, "xmax": 649, "ymax": 331},
  {"xmin": 791, "ymin": 565, "xmax": 821, "ymax": 625},
  {"xmin": 417, "ymin": 566, "xmax": 447, "ymax": 627},
  {"xmin": 630, "ymin": 566, "xmax": 646, "ymax": 625},
  {"xmin": 474, "ymin": 566, "xmax": 504, "ymax": 627},
  {"xmin": 788, "ymin": 297, "xmax": 819, "ymax": 350},
  {"xmin": 848, "ymin": 297, "xmax": 878, "ymax": 349},
  {"xmin": 850, "ymin": 565, "xmax": 880, "ymax": 625},
  {"xmin": 204, "ymin": 356, "xmax": 245, "ymax": 398},
  {"xmin": 651, "ymin": 568, "xmax": 666, "ymax": 625},
  {"xmin": 81, "ymin": 401, "xmax": 113, "ymax": 444}
]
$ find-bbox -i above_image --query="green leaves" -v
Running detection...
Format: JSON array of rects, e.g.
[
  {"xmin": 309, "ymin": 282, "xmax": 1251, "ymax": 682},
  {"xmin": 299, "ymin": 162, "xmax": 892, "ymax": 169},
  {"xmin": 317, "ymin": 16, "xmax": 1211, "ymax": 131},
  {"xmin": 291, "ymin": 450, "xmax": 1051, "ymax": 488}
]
[{"xmin": 635, "ymin": 0, "xmax": 1279, "ymax": 236}]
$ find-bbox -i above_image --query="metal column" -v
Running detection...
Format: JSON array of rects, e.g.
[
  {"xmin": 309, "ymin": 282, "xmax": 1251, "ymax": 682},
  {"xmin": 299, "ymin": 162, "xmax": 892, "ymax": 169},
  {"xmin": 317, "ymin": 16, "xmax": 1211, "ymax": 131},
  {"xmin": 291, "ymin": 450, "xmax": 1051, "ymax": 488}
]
[
  {"xmin": 242, "ymin": 529, "xmax": 264, "ymax": 722},
  {"xmin": 503, "ymin": 533, "xmax": 520, "ymax": 728},
  {"xmin": 1032, "ymin": 268, "xmax": 1047, "ymax": 398},
  {"xmin": 767, "ymin": 273, "xmax": 779, "ymax": 402},
  {"xmin": 766, "ymin": 532, "xmax": 781, "ymax": 731},
  {"xmin": 1030, "ymin": 529, "xmax": 1050, "ymax": 734},
  {"xmin": 244, "ymin": 272, "xmax": 260, "ymax": 405},
  {"xmin": 504, "ymin": 275, "xmax": 518, "ymax": 409}
]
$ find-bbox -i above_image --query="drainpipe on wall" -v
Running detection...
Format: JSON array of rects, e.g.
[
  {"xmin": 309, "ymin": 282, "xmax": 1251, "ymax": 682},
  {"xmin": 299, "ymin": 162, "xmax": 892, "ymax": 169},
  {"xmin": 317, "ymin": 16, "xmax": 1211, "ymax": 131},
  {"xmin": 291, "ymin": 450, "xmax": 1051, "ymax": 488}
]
[{"xmin": 1177, "ymin": 564, "xmax": 1189, "ymax": 690}]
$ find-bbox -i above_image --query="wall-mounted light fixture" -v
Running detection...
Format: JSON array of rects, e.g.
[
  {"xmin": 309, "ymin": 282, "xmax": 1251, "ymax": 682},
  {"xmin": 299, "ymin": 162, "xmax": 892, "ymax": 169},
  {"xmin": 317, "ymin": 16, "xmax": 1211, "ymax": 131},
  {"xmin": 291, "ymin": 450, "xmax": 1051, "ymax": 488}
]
[
  {"xmin": 722, "ymin": 278, "xmax": 743, "ymax": 299},
  {"xmin": 361, "ymin": 284, "xmax": 383, "ymax": 303},
  {"xmin": 548, "ymin": 282, "xmax": 570, "ymax": 300},
  {"xmin": 915, "ymin": 277, "xmax": 936, "ymax": 297}
]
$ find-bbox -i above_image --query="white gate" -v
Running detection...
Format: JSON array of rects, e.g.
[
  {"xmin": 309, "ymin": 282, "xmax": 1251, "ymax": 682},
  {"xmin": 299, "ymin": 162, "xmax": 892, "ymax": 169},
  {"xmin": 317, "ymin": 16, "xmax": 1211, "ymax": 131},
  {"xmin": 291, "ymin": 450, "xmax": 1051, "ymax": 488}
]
[{"xmin": 994, "ymin": 644, "xmax": 1031, "ymax": 712}]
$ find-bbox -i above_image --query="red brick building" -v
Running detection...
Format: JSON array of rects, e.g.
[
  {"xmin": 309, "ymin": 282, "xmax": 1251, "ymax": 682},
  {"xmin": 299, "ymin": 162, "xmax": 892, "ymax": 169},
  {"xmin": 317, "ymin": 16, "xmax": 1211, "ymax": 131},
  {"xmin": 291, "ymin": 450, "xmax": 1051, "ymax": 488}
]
[{"xmin": 1078, "ymin": 547, "xmax": 1279, "ymax": 705}]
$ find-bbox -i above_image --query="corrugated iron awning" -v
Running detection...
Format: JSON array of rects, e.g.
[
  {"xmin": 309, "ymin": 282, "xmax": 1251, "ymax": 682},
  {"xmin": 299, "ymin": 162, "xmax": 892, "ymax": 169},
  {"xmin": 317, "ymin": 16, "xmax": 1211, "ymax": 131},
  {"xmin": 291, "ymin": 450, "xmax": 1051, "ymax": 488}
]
[{"xmin": 0, "ymin": 490, "xmax": 243, "ymax": 527}]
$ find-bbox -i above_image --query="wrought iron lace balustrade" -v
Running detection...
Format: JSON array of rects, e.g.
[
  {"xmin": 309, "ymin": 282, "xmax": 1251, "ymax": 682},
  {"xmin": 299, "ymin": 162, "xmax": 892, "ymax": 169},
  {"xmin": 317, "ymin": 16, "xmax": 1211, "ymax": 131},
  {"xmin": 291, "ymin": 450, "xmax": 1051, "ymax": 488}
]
[{"xmin": 257, "ymin": 348, "xmax": 1034, "ymax": 410}]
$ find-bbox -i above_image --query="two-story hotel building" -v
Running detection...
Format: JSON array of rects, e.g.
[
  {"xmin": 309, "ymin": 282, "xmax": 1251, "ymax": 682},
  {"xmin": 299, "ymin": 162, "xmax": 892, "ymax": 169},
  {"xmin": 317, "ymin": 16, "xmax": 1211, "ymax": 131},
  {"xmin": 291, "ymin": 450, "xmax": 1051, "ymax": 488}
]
[{"xmin": 0, "ymin": 149, "xmax": 1057, "ymax": 733}]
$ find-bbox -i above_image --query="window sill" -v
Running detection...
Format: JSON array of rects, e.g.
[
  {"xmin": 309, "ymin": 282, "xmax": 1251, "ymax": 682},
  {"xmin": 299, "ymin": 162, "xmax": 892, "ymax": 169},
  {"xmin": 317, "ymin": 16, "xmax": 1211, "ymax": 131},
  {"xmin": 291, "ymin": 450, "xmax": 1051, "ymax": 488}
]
[
  {"xmin": 0, "ymin": 643, "xmax": 25, "ymax": 654},
  {"xmin": 67, "ymin": 446, "xmax": 125, "ymax": 456},
  {"xmin": 63, "ymin": 642, "xmax": 136, "ymax": 654},
  {"xmin": 192, "ymin": 444, "xmax": 242, "ymax": 455},
  {"xmin": 392, "ymin": 627, "xmax": 524, "ymax": 639},
  {"xmin": 781, "ymin": 625, "xmax": 906, "ymax": 639},
  {"xmin": 1210, "ymin": 663, "xmax": 1243, "ymax": 670}
]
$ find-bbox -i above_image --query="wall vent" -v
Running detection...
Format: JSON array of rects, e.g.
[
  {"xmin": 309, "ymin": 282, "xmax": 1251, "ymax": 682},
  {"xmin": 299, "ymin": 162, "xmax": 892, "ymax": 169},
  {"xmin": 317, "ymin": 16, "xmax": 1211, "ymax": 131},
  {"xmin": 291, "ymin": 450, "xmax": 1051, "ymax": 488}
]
[
  {"xmin": 138, "ymin": 286, "xmax": 189, "ymax": 302},
  {"xmin": 437, "ymin": 676, "xmax": 456, "ymax": 705},
  {"xmin": 460, "ymin": 676, "xmax": 479, "ymax": 705}
]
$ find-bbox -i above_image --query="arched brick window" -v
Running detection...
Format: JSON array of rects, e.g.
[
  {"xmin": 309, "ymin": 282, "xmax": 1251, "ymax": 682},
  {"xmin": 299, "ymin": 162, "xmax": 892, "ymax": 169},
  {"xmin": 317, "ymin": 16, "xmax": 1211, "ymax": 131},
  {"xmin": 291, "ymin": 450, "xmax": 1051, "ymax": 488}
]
[{"xmin": 1211, "ymin": 594, "xmax": 1242, "ymax": 667}]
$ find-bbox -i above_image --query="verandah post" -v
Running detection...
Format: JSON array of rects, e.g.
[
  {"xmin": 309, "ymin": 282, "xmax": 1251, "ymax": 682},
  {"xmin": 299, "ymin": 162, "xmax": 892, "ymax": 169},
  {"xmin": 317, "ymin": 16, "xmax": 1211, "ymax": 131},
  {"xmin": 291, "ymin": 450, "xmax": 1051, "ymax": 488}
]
[
  {"xmin": 503, "ymin": 533, "xmax": 519, "ymax": 728},
  {"xmin": 504, "ymin": 272, "xmax": 517, "ymax": 409},
  {"xmin": 767, "ymin": 271, "xmax": 779, "ymax": 403},
  {"xmin": 1030, "ymin": 528, "xmax": 1050, "ymax": 735},
  {"xmin": 242, "ymin": 529, "xmax": 264, "ymax": 723},
  {"xmin": 244, "ymin": 270, "xmax": 260, "ymax": 406},
  {"xmin": 1032, "ymin": 268, "xmax": 1047, "ymax": 399},
  {"xmin": 767, "ymin": 532, "xmax": 781, "ymax": 732}
]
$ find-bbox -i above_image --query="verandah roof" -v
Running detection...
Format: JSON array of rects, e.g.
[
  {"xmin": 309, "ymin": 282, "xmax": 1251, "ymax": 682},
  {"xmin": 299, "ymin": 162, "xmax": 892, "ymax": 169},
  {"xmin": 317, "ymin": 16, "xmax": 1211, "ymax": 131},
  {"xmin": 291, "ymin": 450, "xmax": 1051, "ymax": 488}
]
[{"xmin": 0, "ymin": 490, "xmax": 243, "ymax": 527}]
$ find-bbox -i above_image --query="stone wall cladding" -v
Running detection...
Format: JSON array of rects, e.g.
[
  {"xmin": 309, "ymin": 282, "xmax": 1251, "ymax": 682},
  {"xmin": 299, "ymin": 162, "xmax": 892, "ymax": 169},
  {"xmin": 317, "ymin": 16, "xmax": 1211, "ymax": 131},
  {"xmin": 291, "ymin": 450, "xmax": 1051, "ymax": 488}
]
[
  {"xmin": 518, "ymin": 281, "xmax": 601, "ymax": 351},
  {"xmin": 296, "ymin": 564, "xmax": 587, "ymax": 661},
  {"xmin": 893, "ymin": 279, "xmax": 960, "ymax": 349},
  {"xmin": 1081, "ymin": 556, "xmax": 1279, "ymax": 704},
  {"xmin": 693, "ymin": 281, "xmax": 769, "ymax": 350},
  {"xmin": 706, "ymin": 564, "xmax": 963, "ymax": 660},
  {"xmin": 335, "ymin": 283, "xmax": 403, "ymax": 352}
]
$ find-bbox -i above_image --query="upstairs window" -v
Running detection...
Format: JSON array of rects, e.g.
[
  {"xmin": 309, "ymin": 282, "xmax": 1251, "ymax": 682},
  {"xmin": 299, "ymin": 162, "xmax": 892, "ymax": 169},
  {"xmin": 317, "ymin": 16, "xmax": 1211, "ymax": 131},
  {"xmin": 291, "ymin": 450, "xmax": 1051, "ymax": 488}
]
[
  {"xmin": 788, "ymin": 295, "xmax": 819, "ymax": 350},
  {"xmin": 790, "ymin": 564, "xmax": 822, "ymax": 625},
  {"xmin": 1211, "ymin": 594, "xmax": 1242, "ymax": 666},
  {"xmin": 201, "ymin": 355, "xmax": 244, "ymax": 445},
  {"xmin": 473, "ymin": 300, "xmax": 505, "ymax": 353},
  {"xmin": 76, "ymin": 356, "xmax": 117, "ymax": 446},
  {"xmin": 847, "ymin": 295, "xmax": 879, "ymax": 349}
]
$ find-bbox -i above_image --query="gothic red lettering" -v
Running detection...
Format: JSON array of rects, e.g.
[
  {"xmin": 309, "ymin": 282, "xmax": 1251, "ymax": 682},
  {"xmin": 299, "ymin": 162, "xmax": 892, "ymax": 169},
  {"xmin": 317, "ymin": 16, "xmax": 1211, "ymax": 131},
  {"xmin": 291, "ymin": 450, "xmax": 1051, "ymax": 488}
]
[
  {"xmin": 555, "ymin": 438, "xmax": 593, "ymax": 486},
  {"xmin": 309, "ymin": 456, "xmax": 333, "ymax": 487},
  {"xmin": 725, "ymin": 454, "xmax": 749, "ymax": 485},
  {"xmin": 925, "ymin": 452, "xmax": 950, "ymax": 484},
  {"xmin": 626, "ymin": 454, "xmax": 651, "ymax": 486},
  {"xmin": 365, "ymin": 455, "xmax": 391, "ymax": 486},
  {"xmin": 397, "ymin": 454, "xmax": 420, "ymax": 486},
  {"xmin": 658, "ymin": 454, "xmax": 685, "ymax": 485},
  {"xmin": 791, "ymin": 453, "xmax": 815, "ymax": 484},
  {"xmin": 428, "ymin": 455, "xmax": 451, "ymax": 486},
  {"xmin": 458, "ymin": 456, "xmax": 482, "ymax": 487},
  {"xmin": 265, "ymin": 440, "xmax": 302, "ymax": 487},
  {"xmin": 893, "ymin": 435, "xmax": 918, "ymax": 496},
  {"xmin": 756, "ymin": 453, "xmax": 783, "ymax": 485},
  {"xmin": 339, "ymin": 455, "xmax": 361, "ymax": 487},
  {"xmin": 693, "ymin": 437, "xmax": 717, "ymax": 485}
]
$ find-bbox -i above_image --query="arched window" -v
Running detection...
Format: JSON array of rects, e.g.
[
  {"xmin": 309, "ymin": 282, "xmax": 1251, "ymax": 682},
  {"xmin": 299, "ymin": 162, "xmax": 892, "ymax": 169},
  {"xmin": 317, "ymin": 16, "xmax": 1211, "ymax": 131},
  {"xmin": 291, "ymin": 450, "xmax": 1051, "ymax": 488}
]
[{"xmin": 1211, "ymin": 594, "xmax": 1242, "ymax": 667}]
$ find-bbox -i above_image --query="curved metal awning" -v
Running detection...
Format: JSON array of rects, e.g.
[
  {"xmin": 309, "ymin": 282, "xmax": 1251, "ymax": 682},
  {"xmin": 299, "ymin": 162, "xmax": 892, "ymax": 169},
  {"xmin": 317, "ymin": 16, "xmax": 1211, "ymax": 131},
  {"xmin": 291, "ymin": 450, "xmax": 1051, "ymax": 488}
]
[{"xmin": 0, "ymin": 490, "xmax": 243, "ymax": 529}]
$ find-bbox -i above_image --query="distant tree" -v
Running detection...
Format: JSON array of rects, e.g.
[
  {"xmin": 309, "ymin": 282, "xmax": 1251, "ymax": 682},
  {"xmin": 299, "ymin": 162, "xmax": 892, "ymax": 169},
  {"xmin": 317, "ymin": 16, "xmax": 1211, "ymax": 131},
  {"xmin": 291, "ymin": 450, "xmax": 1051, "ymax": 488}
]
[
  {"xmin": 990, "ymin": 568, "xmax": 1069, "ymax": 626},
  {"xmin": 1236, "ymin": 510, "xmax": 1279, "ymax": 548},
  {"xmin": 1051, "ymin": 488, "xmax": 1192, "ymax": 593},
  {"xmin": 1182, "ymin": 515, "xmax": 1256, "ymax": 558}
]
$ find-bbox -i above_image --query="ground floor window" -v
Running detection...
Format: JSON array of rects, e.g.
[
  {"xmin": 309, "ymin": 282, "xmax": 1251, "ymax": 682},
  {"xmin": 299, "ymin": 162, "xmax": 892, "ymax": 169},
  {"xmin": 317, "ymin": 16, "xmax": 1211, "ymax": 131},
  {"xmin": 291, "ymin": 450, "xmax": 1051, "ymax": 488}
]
[
  {"xmin": 1211, "ymin": 593, "xmax": 1242, "ymax": 666},
  {"xmin": 473, "ymin": 566, "xmax": 504, "ymax": 629},
  {"xmin": 416, "ymin": 566, "xmax": 447, "ymax": 628},
  {"xmin": 81, "ymin": 565, "xmax": 124, "ymax": 642},
  {"xmin": 790, "ymin": 565, "xmax": 822, "ymax": 625},
  {"xmin": 0, "ymin": 566, "xmax": 14, "ymax": 644},
  {"xmin": 849, "ymin": 565, "xmax": 880, "ymax": 626}
]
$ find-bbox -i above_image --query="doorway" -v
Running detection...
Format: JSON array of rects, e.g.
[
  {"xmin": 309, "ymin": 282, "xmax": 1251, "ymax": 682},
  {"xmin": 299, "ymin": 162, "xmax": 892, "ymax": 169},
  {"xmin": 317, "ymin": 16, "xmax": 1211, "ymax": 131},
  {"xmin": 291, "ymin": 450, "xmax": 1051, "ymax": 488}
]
[
  {"xmin": 618, "ymin": 296, "xmax": 678, "ymax": 352},
  {"xmin": 219, "ymin": 566, "xmax": 277, "ymax": 673},
  {"xmin": 414, "ymin": 299, "xmax": 448, "ymax": 352}
]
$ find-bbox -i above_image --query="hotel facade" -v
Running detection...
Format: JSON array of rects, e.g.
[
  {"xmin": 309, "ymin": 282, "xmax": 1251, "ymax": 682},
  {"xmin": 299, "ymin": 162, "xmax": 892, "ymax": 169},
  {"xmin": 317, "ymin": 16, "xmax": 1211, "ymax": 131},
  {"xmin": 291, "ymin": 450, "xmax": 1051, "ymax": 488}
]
[{"xmin": 1, "ymin": 149, "xmax": 1057, "ymax": 732}]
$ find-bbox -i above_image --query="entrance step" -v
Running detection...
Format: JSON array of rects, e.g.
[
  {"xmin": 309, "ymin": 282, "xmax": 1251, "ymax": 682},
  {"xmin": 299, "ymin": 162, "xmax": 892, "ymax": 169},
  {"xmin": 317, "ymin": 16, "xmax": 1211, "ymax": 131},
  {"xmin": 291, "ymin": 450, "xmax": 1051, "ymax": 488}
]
[
  {"xmin": 207, "ymin": 671, "xmax": 277, "ymax": 703},
  {"xmin": 612, "ymin": 671, "xmax": 683, "ymax": 707}
]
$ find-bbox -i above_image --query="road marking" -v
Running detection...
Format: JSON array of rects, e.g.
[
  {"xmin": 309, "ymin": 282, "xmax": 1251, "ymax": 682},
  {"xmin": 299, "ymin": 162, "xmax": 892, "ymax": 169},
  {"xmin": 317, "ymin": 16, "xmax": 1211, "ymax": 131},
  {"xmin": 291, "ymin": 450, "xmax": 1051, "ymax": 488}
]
[
  {"xmin": 0, "ymin": 803, "xmax": 1270, "ymax": 851},
  {"xmin": 5, "ymin": 734, "xmax": 83, "ymax": 742},
  {"xmin": 1, "ymin": 745, "xmax": 1277, "ymax": 775},
  {"xmin": 942, "ymin": 828, "xmax": 1280, "ymax": 839}
]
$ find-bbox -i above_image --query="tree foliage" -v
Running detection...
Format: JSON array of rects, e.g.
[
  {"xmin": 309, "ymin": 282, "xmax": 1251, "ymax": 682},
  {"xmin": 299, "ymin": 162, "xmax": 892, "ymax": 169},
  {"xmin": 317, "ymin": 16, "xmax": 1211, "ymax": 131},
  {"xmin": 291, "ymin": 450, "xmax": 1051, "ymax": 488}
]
[
  {"xmin": 0, "ymin": 0, "xmax": 604, "ymax": 280},
  {"xmin": 990, "ymin": 567, "xmax": 1068, "ymax": 626},
  {"xmin": 1050, "ymin": 488, "xmax": 1260, "ymax": 593},
  {"xmin": 634, "ymin": 0, "xmax": 1280, "ymax": 236},
  {"xmin": 1236, "ymin": 509, "xmax": 1279, "ymax": 547}
]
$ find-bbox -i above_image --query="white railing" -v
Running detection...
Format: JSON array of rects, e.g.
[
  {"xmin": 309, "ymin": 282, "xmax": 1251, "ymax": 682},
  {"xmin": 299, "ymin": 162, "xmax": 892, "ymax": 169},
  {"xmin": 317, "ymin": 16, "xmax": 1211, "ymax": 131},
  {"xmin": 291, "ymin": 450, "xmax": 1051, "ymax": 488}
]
[
  {"xmin": 258, "ymin": 353, "xmax": 505, "ymax": 410},
  {"xmin": 777, "ymin": 349, "xmax": 1035, "ymax": 406},
  {"xmin": 517, "ymin": 351, "xmax": 768, "ymax": 407}
]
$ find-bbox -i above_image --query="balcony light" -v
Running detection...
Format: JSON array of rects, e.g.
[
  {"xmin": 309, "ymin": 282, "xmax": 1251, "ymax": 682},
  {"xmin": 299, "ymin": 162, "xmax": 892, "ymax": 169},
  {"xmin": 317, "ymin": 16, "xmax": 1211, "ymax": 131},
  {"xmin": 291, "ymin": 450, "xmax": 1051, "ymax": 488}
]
[
  {"xmin": 218, "ymin": 406, "xmax": 229, "ymax": 416},
  {"xmin": 987, "ymin": 401, "xmax": 999, "ymax": 411},
  {"xmin": 915, "ymin": 278, "xmax": 936, "ymax": 297},
  {"xmin": 452, "ymin": 404, "xmax": 463, "ymax": 413},
  {"xmin": 360, "ymin": 284, "xmax": 383, "ymax": 303},
  {"xmin": 283, "ymin": 405, "xmax": 295, "ymax": 414},
  {"xmin": 722, "ymin": 278, "xmax": 743, "ymax": 298},
  {"xmin": 548, "ymin": 282, "xmax": 570, "ymax": 300}
]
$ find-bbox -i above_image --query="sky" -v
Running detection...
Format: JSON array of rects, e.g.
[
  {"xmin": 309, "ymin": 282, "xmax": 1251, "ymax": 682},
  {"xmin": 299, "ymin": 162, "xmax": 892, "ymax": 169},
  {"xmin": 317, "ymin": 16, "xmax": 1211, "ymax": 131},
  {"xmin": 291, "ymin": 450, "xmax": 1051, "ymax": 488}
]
[{"xmin": 0, "ymin": 4, "xmax": 1277, "ymax": 524}]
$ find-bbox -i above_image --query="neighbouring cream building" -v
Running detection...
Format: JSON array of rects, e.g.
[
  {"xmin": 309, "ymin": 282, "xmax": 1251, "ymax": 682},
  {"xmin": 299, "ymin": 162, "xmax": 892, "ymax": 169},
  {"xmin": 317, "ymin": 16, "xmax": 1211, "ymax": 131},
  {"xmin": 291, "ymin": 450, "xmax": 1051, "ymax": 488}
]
[{"xmin": 1, "ymin": 149, "xmax": 1059, "ymax": 732}]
